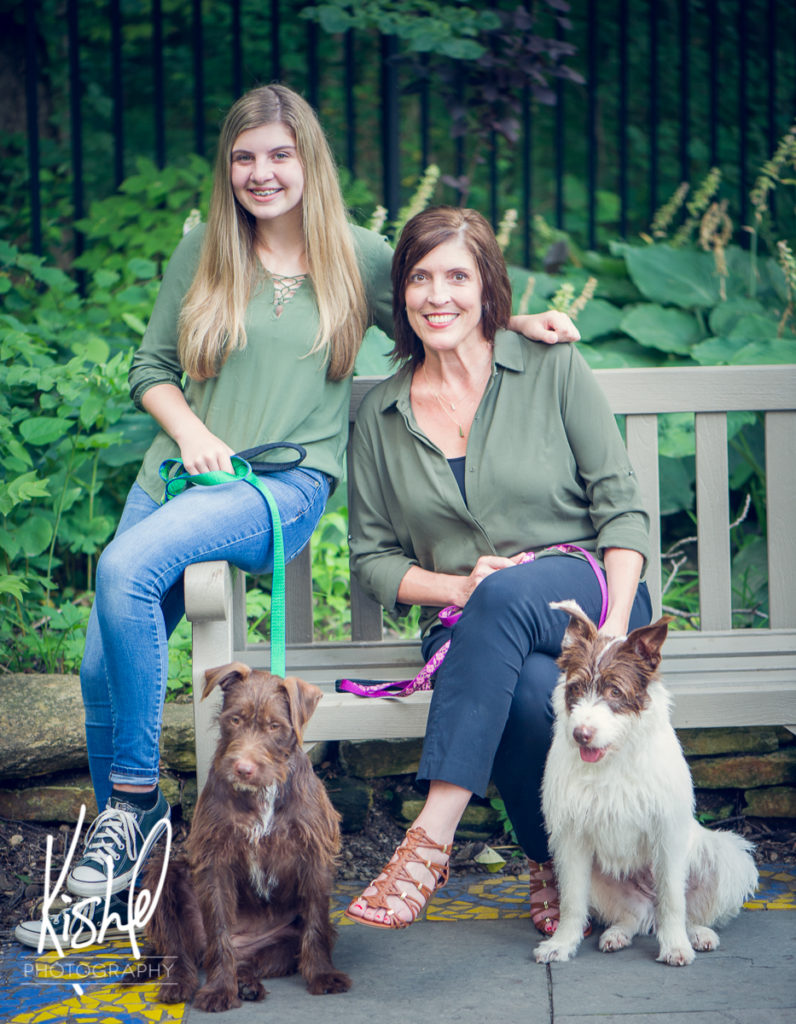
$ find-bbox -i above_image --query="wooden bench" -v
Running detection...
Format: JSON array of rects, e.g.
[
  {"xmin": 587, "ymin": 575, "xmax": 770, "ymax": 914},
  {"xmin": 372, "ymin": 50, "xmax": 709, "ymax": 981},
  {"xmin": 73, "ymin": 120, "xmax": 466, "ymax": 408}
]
[{"xmin": 185, "ymin": 364, "xmax": 796, "ymax": 791}]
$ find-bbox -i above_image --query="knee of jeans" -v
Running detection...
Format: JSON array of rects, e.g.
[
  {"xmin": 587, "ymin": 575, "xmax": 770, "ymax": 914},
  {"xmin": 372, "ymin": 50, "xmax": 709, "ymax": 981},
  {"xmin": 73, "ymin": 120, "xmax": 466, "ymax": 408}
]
[{"xmin": 94, "ymin": 536, "xmax": 135, "ymax": 602}]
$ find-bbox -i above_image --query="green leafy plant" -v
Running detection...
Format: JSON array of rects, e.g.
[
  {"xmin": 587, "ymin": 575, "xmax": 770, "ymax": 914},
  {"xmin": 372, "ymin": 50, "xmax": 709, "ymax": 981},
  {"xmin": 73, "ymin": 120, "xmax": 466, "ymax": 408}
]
[
  {"xmin": 310, "ymin": 510, "xmax": 352, "ymax": 641},
  {"xmin": 0, "ymin": 240, "xmax": 153, "ymax": 672},
  {"xmin": 489, "ymin": 797, "xmax": 520, "ymax": 847},
  {"xmin": 305, "ymin": 1, "xmax": 504, "ymax": 60},
  {"xmin": 72, "ymin": 155, "xmax": 213, "ymax": 279}
]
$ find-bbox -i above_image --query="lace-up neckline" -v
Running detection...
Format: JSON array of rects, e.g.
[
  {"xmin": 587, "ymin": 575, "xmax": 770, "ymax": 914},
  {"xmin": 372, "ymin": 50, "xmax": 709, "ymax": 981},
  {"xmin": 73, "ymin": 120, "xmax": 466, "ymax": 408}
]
[{"xmin": 270, "ymin": 271, "xmax": 307, "ymax": 316}]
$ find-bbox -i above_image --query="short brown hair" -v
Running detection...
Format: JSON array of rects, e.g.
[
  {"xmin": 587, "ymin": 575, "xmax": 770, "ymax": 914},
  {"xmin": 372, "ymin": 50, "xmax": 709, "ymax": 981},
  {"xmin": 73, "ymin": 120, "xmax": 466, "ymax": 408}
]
[{"xmin": 390, "ymin": 206, "xmax": 512, "ymax": 365}]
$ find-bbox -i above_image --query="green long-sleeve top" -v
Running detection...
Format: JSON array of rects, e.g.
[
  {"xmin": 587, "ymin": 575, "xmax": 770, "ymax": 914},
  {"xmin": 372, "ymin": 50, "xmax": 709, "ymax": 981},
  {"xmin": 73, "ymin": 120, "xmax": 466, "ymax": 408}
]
[
  {"xmin": 129, "ymin": 223, "xmax": 394, "ymax": 502},
  {"xmin": 348, "ymin": 330, "xmax": 650, "ymax": 637}
]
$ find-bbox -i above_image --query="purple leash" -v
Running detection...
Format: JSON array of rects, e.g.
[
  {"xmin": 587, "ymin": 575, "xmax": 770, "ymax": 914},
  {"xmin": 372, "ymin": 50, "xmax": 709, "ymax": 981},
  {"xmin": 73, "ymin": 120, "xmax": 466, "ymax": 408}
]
[{"xmin": 336, "ymin": 544, "xmax": 608, "ymax": 699}]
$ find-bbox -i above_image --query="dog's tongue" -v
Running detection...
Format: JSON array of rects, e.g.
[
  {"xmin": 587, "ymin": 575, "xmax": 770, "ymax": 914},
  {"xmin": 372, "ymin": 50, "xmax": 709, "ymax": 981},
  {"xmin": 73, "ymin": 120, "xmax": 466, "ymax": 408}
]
[{"xmin": 579, "ymin": 746, "xmax": 606, "ymax": 763}]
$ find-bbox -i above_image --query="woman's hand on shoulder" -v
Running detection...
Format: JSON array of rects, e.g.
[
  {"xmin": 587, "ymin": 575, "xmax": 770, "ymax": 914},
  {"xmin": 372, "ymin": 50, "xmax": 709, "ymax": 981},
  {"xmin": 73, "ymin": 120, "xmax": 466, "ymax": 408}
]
[{"xmin": 509, "ymin": 310, "xmax": 580, "ymax": 345}]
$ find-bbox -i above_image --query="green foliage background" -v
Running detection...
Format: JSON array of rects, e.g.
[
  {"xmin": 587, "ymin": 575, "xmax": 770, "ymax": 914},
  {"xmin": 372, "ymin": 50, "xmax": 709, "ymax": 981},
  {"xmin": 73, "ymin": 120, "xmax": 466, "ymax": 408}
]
[
  {"xmin": 5, "ymin": 1, "xmax": 795, "ymax": 261},
  {"xmin": 2, "ymin": 1, "xmax": 795, "ymax": 686},
  {"xmin": 3, "ymin": 137, "xmax": 795, "ymax": 686}
]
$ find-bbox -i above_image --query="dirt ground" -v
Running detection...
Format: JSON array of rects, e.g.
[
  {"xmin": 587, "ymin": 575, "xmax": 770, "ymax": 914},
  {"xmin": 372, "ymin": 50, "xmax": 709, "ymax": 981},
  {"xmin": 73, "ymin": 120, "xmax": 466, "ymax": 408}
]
[{"xmin": 1, "ymin": 806, "xmax": 794, "ymax": 939}]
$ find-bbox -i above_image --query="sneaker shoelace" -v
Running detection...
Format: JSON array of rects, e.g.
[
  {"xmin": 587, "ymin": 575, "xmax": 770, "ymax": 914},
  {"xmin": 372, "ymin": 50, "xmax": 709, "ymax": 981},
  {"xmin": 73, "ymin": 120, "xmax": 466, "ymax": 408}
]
[{"xmin": 82, "ymin": 806, "xmax": 143, "ymax": 867}]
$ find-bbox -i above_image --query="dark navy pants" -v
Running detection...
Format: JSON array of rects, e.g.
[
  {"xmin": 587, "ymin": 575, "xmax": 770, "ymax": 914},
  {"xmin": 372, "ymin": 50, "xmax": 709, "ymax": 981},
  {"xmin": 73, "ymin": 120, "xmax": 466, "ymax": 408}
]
[{"xmin": 417, "ymin": 555, "xmax": 652, "ymax": 862}]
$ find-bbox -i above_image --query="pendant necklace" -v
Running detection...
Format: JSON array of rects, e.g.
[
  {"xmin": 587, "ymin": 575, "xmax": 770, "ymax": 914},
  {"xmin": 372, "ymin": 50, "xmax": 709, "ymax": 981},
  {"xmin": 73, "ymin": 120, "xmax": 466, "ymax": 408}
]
[{"xmin": 422, "ymin": 364, "xmax": 467, "ymax": 437}]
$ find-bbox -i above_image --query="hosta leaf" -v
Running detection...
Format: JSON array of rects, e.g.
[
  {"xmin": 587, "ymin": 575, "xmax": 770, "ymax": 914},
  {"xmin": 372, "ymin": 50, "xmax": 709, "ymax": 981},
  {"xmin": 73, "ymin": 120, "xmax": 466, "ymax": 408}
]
[
  {"xmin": 620, "ymin": 304, "xmax": 701, "ymax": 355},
  {"xmin": 614, "ymin": 244, "xmax": 721, "ymax": 309}
]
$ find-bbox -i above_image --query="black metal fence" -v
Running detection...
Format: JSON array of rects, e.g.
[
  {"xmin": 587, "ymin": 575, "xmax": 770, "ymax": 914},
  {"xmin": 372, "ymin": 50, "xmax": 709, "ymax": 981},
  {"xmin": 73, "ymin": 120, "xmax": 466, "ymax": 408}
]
[{"xmin": 15, "ymin": 0, "xmax": 796, "ymax": 267}]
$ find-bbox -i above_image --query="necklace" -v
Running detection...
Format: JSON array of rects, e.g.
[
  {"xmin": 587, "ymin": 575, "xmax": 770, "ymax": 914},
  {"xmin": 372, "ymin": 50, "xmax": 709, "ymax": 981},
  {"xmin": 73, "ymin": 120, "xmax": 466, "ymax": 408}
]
[{"xmin": 422, "ymin": 363, "xmax": 479, "ymax": 439}]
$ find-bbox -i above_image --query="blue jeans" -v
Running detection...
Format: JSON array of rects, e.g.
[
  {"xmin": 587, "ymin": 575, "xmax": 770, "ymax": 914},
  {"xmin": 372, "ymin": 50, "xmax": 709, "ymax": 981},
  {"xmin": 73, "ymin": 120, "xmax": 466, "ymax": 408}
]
[
  {"xmin": 417, "ymin": 555, "xmax": 652, "ymax": 862},
  {"xmin": 80, "ymin": 468, "xmax": 330, "ymax": 809}
]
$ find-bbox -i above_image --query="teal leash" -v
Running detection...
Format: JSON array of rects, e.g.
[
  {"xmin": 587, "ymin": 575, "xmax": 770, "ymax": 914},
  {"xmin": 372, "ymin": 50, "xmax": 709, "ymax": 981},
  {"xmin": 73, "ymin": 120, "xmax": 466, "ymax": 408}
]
[{"xmin": 159, "ymin": 456, "xmax": 286, "ymax": 678}]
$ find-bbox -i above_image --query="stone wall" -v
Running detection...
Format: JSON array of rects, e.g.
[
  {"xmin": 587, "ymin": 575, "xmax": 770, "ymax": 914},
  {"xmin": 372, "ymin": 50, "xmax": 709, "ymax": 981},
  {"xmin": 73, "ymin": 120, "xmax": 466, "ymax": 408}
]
[{"xmin": 1, "ymin": 674, "xmax": 794, "ymax": 832}]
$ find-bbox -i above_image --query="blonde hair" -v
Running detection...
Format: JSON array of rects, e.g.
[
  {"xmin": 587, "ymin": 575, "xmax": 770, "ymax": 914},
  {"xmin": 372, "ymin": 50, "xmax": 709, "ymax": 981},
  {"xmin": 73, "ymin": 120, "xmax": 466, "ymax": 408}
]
[{"xmin": 178, "ymin": 85, "xmax": 367, "ymax": 382}]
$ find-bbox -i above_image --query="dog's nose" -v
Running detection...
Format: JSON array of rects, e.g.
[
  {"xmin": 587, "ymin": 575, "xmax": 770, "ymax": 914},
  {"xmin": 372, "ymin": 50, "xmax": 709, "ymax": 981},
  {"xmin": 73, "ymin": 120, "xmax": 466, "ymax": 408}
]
[
  {"xmin": 233, "ymin": 759, "xmax": 256, "ymax": 779},
  {"xmin": 573, "ymin": 726, "xmax": 595, "ymax": 746}
]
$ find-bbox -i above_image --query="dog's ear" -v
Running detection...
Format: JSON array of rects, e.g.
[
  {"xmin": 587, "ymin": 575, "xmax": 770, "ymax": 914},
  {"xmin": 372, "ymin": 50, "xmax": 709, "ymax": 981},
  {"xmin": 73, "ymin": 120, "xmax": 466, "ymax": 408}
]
[
  {"xmin": 202, "ymin": 661, "xmax": 252, "ymax": 701},
  {"xmin": 279, "ymin": 675, "xmax": 323, "ymax": 742},
  {"xmin": 622, "ymin": 616, "xmax": 673, "ymax": 674},
  {"xmin": 551, "ymin": 600, "xmax": 599, "ymax": 675},
  {"xmin": 551, "ymin": 599, "xmax": 598, "ymax": 648}
]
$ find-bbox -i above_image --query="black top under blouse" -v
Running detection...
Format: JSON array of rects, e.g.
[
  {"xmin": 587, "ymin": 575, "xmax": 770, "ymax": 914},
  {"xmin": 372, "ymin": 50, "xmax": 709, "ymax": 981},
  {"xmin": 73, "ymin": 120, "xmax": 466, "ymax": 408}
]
[{"xmin": 448, "ymin": 456, "xmax": 467, "ymax": 504}]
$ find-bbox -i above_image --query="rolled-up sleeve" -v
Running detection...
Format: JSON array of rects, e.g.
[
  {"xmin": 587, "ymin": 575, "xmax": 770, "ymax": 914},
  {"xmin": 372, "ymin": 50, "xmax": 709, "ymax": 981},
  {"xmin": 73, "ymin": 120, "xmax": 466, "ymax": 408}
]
[
  {"xmin": 348, "ymin": 401, "xmax": 417, "ymax": 615},
  {"xmin": 561, "ymin": 348, "xmax": 651, "ymax": 573},
  {"xmin": 128, "ymin": 226, "xmax": 204, "ymax": 409}
]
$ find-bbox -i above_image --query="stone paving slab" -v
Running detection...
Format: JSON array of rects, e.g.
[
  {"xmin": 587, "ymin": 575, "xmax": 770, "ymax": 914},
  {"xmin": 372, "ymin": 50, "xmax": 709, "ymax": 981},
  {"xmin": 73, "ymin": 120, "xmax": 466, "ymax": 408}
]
[{"xmin": 550, "ymin": 912, "xmax": 796, "ymax": 1020}]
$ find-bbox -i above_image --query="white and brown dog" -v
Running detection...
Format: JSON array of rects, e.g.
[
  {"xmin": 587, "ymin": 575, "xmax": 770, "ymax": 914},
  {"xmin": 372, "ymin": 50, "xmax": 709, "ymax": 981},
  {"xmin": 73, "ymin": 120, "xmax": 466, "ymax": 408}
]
[{"xmin": 535, "ymin": 601, "xmax": 758, "ymax": 967}]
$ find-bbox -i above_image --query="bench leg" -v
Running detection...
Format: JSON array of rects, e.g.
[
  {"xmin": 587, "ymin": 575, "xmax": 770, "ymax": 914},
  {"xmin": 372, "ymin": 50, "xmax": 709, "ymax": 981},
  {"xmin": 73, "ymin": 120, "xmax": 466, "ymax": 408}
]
[{"xmin": 184, "ymin": 561, "xmax": 238, "ymax": 792}]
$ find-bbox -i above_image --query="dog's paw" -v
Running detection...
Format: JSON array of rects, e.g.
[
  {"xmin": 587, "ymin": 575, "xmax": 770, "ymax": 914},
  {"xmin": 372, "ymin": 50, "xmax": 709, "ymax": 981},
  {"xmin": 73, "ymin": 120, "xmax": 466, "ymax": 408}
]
[
  {"xmin": 238, "ymin": 978, "xmax": 268, "ymax": 1002},
  {"xmin": 598, "ymin": 926, "xmax": 633, "ymax": 953},
  {"xmin": 657, "ymin": 943, "xmax": 696, "ymax": 967},
  {"xmin": 534, "ymin": 938, "xmax": 576, "ymax": 964},
  {"xmin": 689, "ymin": 926, "xmax": 720, "ymax": 952},
  {"xmin": 194, "ymin": 984, "xmax": 243, "ymax": 1013},
  {"xmin": 157, "ymin": 977, "xmax": 198, "ymax": 1005},
  {"xmin": 306, "ymin": 970, "xmax": 352, "ymax": 995}
]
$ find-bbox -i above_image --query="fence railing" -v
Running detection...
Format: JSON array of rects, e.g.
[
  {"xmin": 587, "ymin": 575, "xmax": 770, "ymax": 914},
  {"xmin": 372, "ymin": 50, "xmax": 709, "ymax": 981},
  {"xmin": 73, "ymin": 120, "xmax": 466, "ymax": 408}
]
[{"xmin": 17, "ymin": 0, "xmax": 796, "ymax": 267}]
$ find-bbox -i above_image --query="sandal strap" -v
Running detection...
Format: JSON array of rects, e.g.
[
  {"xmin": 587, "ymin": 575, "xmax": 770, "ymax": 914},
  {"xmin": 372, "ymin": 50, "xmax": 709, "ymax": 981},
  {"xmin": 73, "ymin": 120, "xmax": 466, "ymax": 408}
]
[
  {"xmin": 358, "ymin": 825, "xmax": 451, "ymax": 925},
  {"xmin": 528, "ymin": 859, "xmax": 556, "ymax": 891},
  {"xmin": 528, "ymin": 859, "xmax": 559, "ymax": 934}
]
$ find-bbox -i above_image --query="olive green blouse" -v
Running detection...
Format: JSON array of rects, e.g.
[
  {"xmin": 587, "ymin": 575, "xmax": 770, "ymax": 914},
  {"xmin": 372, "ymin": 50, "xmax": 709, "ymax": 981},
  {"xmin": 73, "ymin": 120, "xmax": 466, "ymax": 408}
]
[
  {"xmin": 128, "ymin": 223, "xmax": 394, "ymax": 502},
  {"xmin": 348, "ymin": 331, "xmax": 650, "ymax": 636}
]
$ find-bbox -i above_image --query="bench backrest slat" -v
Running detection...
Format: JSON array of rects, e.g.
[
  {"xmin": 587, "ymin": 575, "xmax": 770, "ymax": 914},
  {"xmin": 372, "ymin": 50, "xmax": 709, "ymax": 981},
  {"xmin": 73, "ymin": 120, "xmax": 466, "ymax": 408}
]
[
  {"xmin": 286, "ymin": 545, "xmax": 314, "ymax": 643},
  {"xmin": 590, "ymin": 364, "xmax": 795, "ymax": 413},
  {"xmin": 623, "ymin": 412, "xmax": 662, "ymax": 617},
  {"xmin": 766, "ymin": 409, "xmax": 796, "ymax": 628},
  {"xmin": 695, "ymin": 411, "xmax": 733, "ymax": 630},
  {"xmin": 350, "ymin": 571, "xmax": 383, "ymax": 641}
]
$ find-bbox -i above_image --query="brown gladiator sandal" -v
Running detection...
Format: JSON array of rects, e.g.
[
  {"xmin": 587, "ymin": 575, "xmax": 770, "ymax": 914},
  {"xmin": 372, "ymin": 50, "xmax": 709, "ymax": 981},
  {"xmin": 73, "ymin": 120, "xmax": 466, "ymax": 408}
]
[
  {"xmin": 345, "ymin": 825, "xmax": 452, "ymax": 930},
  {"xmin": 529, "ymin": 859, "xmax": 560, "ymax": 936},
  {"xmin": 529, "ymin": 859, "xmax": 592, "ymax": 937}
]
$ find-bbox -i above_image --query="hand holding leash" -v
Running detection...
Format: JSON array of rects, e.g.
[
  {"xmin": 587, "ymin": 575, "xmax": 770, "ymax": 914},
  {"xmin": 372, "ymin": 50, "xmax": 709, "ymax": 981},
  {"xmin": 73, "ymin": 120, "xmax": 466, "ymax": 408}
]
[
  {"xmin": 158, "ymin": 442, "xmax": 306, "ymax": 680},
  {"xmin": 175, "ymin": 426, "xmax": 236, "ymax": 476}
]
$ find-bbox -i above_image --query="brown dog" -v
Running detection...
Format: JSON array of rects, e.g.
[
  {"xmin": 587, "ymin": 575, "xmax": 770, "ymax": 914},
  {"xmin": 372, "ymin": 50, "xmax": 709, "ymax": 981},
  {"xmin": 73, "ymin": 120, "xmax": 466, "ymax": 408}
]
[{"xmin": 141, "ymin": 662, "xmax": 350, "ymax": 1012}]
